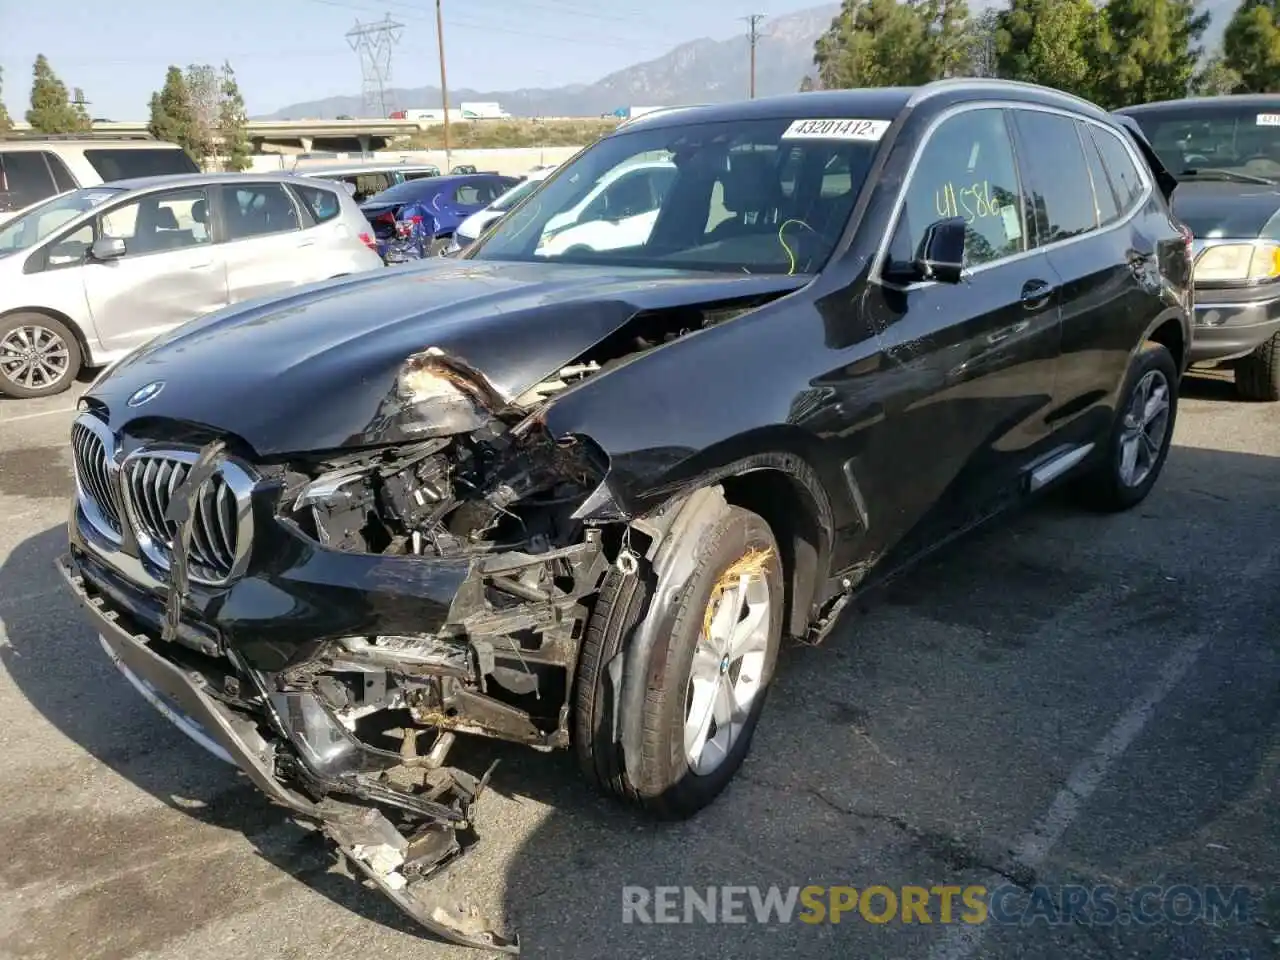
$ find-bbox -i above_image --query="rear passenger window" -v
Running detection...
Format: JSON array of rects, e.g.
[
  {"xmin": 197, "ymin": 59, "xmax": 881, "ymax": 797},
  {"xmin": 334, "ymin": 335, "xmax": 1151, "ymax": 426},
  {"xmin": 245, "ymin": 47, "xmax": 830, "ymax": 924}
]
[
  {"xmin": 890, "ymin": 108, "xmax": 1026, "ymax": 269},
  {"xmin": 292, "ymin": 184, "xmax": 341, "ymax": 224},
  {"xmin": 0, "ymin": 152, "xmax": 58, "ymax": 213},
  {"xmin": 1090, "ymin": 126, "xmax": 1146, "ymax": 212},
  {"xmin": 82, "ymin": 148, "xmax": 201, "ymax": 180},
  {"xmin": 1012, "ymin": 110, "xmax": 1098, "ymax": 243},
  {"xmin": 219, "ymin": 183, "xmax": 301, "ymax": 240},
  {"xmin": 1078, "ymin": 122, "xmax": 1121, "ymax": 226}
]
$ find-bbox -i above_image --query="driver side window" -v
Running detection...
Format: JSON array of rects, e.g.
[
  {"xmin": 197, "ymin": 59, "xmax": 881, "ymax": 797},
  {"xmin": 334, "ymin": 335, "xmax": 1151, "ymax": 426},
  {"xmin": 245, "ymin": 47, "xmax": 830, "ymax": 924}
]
[{"xmin": 889, "ymin": 108, "xmax": 1026, "ymax": 271}]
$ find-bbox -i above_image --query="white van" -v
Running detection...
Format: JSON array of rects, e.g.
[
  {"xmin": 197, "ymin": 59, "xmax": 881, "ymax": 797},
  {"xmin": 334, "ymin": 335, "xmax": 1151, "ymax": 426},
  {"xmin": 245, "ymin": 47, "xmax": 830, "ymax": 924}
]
[{"xmin": 0, "ymin": 135, "xmax": 200, "ymax": 225}]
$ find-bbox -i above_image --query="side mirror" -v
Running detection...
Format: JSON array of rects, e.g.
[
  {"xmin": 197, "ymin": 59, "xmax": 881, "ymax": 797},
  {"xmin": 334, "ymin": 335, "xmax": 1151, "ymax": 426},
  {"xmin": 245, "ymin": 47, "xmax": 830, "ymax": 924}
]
[
  {"xmin": 90, "ymin": 237, "xmax": 127, "ymax": 261},
  {"xmin": 914, "ymin": 217, "xmax": 966, "ymax": 283}
]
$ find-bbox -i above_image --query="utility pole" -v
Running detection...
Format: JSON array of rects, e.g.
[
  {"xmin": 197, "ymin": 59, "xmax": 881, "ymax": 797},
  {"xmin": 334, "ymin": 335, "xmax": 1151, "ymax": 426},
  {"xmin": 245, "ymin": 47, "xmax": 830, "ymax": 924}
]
[
  {"xmin": 743, "ymin": 14, "xmax": 765, "ymax": 99},
  {"xmin": 436, "ymin": 0, "xmax": 452, "ymax": 172}
]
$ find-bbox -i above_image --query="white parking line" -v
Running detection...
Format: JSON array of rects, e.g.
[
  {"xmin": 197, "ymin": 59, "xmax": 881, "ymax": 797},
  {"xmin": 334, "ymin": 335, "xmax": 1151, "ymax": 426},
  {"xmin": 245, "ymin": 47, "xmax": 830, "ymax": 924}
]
[
  {"xmin": 928, "ymin": 544, "xmax": 1280, "ymax": 960},
  {"xmin": 0, "ymin": 406, "xmax": 77, "ymax": 424}
]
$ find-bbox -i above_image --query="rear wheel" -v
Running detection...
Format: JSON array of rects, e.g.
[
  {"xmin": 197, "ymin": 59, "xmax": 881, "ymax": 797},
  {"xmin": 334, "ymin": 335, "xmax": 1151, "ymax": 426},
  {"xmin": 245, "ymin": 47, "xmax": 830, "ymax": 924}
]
[
  {"xmin": 574, "ymin": 505, "xmax": 784, "ymax": 819},
  {"xmin": 1075, "ymin": 340, "xmax": 1178, "ymax": 512},
  {"xmin": 0, "ymin": 313, "xmax": 82, "ymax": 399},
  {"xmin": 1235, "ymin": 331, "xmax": 1280, "ymax": 402}
]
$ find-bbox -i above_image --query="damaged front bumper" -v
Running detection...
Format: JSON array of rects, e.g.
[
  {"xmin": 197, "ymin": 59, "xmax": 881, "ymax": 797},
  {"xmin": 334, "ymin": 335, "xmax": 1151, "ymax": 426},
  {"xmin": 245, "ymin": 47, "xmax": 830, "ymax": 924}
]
[{"xmin": 56, "ymin": 554, "xmax": 520, "ymax": 954}]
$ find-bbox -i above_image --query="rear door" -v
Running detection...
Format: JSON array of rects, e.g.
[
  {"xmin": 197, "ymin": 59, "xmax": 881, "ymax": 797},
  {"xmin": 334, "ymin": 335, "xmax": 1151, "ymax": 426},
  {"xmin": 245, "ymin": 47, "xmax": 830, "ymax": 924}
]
[
  {"xmin": 82, "ymin": 186, "xmax": 227, "ymax": 352},
  {"xmin": 214, "ymin": 181, "xmax": 320, "ymax": 302},
  {"xmin": 860, "ymin": 105, "xmax": 1064, "ymax": 565},
  {"xmin": 287, "ymin": 180, "xmax": 375, "ymax": 274},
  {"xmin": 1009, "ymin": 108, "xmax": 1161, "ymax": 446}
]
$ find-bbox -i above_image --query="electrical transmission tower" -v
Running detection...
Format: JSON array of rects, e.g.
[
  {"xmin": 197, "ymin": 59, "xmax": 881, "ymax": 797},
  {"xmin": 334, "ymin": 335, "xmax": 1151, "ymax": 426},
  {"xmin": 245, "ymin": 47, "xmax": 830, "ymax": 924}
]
[{"xmin": 346, "ymin": 15, "xmax": 403, "ymax": 118}]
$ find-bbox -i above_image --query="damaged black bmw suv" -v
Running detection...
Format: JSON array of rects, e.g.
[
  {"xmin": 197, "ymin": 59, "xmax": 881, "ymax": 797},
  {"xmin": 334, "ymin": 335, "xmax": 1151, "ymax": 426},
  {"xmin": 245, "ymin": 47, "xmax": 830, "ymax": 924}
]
[{"xmin": 58, "ymin": 79, "xmax": 1191, "ymax": 951}]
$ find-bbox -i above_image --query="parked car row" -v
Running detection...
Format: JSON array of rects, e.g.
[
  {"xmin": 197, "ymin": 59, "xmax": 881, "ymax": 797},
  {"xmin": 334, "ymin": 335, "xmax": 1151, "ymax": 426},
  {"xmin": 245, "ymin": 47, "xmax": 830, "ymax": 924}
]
[
  {"xmin": 58, "ymin": 77, "xmax": 1199, "ymax": 951},
  {"xmin": 0, "ymin": 172, "xmax": 383, "ymax": 396}
]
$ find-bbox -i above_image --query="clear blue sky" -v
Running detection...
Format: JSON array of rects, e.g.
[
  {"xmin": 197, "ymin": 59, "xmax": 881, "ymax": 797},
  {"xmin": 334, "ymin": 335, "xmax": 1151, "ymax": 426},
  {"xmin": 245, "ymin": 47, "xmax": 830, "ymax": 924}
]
[{"xmin": 1, "ymin": 0, "xmax": 815, "ymax": 118}]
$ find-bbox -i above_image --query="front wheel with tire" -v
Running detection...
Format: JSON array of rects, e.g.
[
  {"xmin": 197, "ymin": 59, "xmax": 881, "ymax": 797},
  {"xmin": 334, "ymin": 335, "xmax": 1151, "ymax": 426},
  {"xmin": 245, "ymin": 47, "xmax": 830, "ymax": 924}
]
[
  {"xmin": 0, "ymin": 313, "xmax": 83, "ymax": 399},
  {"xmin": 1076, "ymin": 340, "xmax": 1178, "ymax": 512},
  {"xmin": 1234, "ymin": 331, "xmax": 1280, "ymax": 402},
  {"xmin": 574, "ymin": 504, "xmax": 784, "ymax": 820}
]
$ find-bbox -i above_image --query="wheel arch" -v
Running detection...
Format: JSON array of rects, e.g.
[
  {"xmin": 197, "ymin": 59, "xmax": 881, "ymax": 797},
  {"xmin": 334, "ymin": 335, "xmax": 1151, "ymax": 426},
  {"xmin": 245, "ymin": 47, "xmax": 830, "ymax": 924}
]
[
  {"xmin": 1141, "ymin": 309, "xmax": 1189, "ymax": 373},
  {"xmin": 0, "ymin": 305, "xmax": 93, "ymax": 368}
]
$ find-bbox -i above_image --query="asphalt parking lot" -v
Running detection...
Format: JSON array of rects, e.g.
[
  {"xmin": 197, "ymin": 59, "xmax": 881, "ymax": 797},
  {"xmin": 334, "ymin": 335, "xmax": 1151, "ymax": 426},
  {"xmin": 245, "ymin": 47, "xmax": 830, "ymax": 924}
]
[{"xmin": 0, "ymin": 373, "xmax": 1276, "ymax": 960}]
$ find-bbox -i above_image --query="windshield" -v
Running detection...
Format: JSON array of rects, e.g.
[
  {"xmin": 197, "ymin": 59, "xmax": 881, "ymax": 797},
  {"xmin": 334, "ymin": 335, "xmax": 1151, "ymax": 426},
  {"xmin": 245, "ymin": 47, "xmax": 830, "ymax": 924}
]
[
  {"xmin": 0, "ymin": 187, "xmax": 122, "ymax": 255},
  {"xmin": 468, "ymin": 117, "xmax": 881, "ymax": 274},
  {"xmin": 489, "ymin": 175, "xmax": 548, "ymax": 213},
  {"xmin": 1127, "ymin": 104, "xmax": 1280, "ymax": 181}
]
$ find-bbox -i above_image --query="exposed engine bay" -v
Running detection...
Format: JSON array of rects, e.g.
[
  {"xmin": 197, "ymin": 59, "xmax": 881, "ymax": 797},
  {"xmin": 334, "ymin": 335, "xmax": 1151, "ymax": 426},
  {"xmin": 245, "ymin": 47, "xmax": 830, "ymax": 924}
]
[{"xmin": 62, "ymin": 291, "xmax": 793, "ymax": 955}]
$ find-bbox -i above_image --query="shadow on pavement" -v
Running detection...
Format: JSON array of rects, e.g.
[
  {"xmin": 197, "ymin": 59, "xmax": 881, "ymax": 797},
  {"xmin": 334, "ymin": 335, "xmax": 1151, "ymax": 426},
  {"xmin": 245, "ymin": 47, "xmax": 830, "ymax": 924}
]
[
  {"xmin": 495, "ymin": 443, "xmax": 1280, "ymax": 959},
  {"xmin": 1, "ymin": 442, "xmax": 1277, "ymax": 959}
]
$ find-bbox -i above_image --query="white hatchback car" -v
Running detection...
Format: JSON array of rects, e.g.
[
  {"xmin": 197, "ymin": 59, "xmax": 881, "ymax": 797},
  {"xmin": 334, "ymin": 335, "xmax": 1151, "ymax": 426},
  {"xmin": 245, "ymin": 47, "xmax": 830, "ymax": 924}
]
[{"xmin": 0, "ymin": 172, "xmax": 384, "ymax": 398}]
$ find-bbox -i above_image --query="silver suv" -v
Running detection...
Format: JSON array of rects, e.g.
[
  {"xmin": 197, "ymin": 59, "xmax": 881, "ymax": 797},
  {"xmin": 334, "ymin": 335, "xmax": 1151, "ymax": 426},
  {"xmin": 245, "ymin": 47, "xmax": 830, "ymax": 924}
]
[{"xmin": 0, "ymin": 173, "xmax": 384, "ymax": 398}]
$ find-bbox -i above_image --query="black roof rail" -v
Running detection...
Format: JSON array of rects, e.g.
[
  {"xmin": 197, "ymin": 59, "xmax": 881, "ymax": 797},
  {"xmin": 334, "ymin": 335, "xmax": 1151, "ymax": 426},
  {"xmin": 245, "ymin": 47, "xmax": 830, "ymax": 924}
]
[{"xmin": 1, "ymin": 130, "xmax": 159, "ymax": 142}]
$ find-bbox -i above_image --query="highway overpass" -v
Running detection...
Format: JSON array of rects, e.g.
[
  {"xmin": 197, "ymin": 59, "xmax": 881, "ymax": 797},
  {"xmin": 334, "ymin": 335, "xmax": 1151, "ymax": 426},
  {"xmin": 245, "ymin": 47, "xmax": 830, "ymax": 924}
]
[{"xmin": 8, "ymin": 118, "xmax": 426, "ymax": 153}]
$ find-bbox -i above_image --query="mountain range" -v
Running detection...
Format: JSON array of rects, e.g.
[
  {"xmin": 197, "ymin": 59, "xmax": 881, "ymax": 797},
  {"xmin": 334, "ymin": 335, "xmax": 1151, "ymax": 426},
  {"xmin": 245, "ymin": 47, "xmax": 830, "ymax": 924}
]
[
  {"xmin": 262, "ymin": 0, "xmax": 1240, "ymax": 121},
  {"xmin": 261, "ymin": 4, "xmax": 840, "ymax": 120}
]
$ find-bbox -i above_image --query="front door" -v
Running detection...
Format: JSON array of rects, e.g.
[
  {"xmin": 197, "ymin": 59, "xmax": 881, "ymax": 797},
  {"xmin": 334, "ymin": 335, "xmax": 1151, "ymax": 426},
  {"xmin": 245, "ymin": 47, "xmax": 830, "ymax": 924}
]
[
  {"xmin": 82, "ymin": 186, "xmax": 227, "ymax": 354},
  {"xmin": 854, "ymin": 106, "xmax": 1064, "ymax": 568}
]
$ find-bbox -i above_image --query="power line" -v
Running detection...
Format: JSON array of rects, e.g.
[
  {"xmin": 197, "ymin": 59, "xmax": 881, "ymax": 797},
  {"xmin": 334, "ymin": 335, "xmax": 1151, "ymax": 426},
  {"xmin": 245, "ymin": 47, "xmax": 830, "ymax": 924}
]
[
  {"xmin": 346, "ymin": 15, "xmax": 403, "ymax": 117},
  {"xmin": 742, "ymin": 14, "xmax": 765, "ymax": 100},
  {"xmin": 303, "ymin": 0, "xmax": 668, "ymax": 51}
]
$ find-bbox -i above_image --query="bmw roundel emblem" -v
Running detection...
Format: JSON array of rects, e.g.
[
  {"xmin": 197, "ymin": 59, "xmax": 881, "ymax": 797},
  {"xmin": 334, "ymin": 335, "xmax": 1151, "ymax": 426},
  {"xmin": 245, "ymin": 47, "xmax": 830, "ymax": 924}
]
[{"xmin": 127, "ymin": 381, "xmax": 166, "ymax": 407}]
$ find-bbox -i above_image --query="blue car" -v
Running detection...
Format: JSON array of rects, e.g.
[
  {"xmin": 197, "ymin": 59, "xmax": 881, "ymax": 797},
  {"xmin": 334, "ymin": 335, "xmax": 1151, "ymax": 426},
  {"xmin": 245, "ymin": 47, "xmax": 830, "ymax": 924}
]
[{"xmin": 360, "ymin": 173, "xmax": 519, "ymax": 260}]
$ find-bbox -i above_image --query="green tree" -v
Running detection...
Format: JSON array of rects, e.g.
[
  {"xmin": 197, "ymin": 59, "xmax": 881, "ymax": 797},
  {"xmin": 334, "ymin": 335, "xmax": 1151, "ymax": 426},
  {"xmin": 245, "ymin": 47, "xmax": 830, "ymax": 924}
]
[
  {"xmin": 965, "ymin": 6, "xmax": 1003, "ymax": 76},
  {"xmin": 149, "ymin": 66, "xmax": 197, "ymax": 160},
  {"xmin": 26, "ymin": 55, "xmax": 87, "ymax": 133},
  {"xmin": 920, "ymin": 0, "xmax": 974, "ymax": 78},
  {"xmin": 1094, "ymin": 0, "xmax": 1209, "ymax": 108},
  {"xmin": 813, "ymin": 0, "xmax": 949, "ymax": 88},
  {"xmin": 1222, "ymin": 0, "xmax": 1280, "ymax": 92},
  {"xmin": 1193, "ymin": 53, "xmax": 1245, "ymax": 93},
  {"xmin": 0, "ymin": 67, "xmax": 13, "ymax": 135},
  {"xmin": 995, "ymin": 0, "xmax": 1108, "ymax": 101},
  {"xmin": 218, "ymin": 61, "xmax": 251, "ymax": 171}
]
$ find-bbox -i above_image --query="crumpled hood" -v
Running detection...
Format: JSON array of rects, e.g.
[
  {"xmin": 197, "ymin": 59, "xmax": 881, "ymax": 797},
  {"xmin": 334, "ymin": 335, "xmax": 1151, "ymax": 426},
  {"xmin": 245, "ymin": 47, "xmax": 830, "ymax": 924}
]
[
  {"xmin": 88, "ymin": 257, "xmax": 807, "ymax": 457},
  {"xmin": 1172, "ymin": 180, "xmax": 1280, "ymax": 238}
]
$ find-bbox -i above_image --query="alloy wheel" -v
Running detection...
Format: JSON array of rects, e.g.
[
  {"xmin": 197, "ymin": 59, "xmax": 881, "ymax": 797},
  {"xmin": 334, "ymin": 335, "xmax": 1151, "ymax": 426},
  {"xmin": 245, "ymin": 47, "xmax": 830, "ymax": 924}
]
[
  {"xmin": 1118, "ymin": 368, "xmax": 1171, "ymax": 488},
  {"xmin": 683, "ymin": 566, "xmax": 772, "ymax": 776},
  {"xmin": 0, "ymin": 324, "xmax": 72, "ymax": 392}
]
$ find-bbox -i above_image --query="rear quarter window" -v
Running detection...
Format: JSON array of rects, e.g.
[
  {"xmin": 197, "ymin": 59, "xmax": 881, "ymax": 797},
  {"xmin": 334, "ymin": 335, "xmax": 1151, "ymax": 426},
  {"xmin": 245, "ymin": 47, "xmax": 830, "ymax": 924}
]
[
  {"xmin": 0, "ymin": 152, "xmax": 58, "ymax": 212},
  {"xmin": 83, "ymin": 148, "xmax": 201, "ymax": 181},
  {"xmin": 291, "ymin": 183, "xmax": 342, "ymax": 224},
  {"xmin": 1089, "ymin": 126, "xmax": 1146, "ymax": 212}
]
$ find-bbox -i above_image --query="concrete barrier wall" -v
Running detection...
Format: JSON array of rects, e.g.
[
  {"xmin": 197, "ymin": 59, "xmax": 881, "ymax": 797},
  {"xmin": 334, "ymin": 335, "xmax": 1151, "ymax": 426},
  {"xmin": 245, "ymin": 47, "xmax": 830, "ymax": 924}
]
[{"xmin": 246, "ymin": 146, "xmax": 585, "ymax": 177}]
